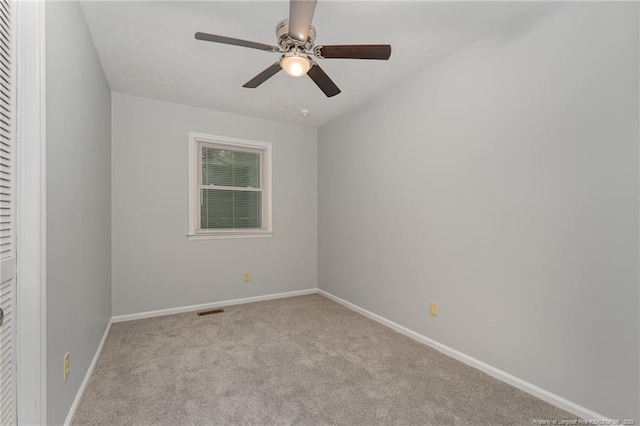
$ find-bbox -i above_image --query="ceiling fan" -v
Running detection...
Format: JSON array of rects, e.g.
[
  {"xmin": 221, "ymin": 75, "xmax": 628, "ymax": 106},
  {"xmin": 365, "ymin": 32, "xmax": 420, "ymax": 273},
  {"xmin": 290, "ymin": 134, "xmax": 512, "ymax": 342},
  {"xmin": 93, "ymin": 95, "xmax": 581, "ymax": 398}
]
[{"xmin": 195, "ymin": 0, "xmax": 391, "ymax": 98}]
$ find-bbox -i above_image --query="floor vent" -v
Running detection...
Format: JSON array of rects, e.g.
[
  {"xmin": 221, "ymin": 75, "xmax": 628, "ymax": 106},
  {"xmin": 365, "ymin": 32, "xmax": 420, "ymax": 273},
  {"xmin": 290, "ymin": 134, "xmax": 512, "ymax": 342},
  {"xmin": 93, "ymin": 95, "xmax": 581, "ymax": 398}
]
[{"xmin": 197, "ymin": 308, "xmax": 225, "ymax": 316}]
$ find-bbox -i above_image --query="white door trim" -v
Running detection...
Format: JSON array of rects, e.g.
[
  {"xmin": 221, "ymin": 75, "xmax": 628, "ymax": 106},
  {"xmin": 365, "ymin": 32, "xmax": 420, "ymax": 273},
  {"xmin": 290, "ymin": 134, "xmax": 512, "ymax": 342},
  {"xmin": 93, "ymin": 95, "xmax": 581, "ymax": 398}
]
[{"xmin": 16, "ymin": 0, "xmax": 47, "ymax": 424}]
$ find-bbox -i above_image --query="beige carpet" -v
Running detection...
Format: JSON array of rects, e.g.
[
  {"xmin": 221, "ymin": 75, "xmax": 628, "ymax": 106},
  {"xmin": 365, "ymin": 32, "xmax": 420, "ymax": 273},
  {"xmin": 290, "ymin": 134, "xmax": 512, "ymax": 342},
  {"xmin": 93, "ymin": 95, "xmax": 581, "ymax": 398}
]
[{"xmin": 73, "ymin": 294, "xmax": 575, "ymax": 425}]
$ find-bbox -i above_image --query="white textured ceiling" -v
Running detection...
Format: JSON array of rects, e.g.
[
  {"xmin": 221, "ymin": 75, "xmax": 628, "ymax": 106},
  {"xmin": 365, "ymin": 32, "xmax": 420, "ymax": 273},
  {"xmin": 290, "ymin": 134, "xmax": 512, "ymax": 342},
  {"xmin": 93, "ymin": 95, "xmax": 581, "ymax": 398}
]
[{"xmin": 79, "ymin": 1, "xmax": 535, "ymax": 127}]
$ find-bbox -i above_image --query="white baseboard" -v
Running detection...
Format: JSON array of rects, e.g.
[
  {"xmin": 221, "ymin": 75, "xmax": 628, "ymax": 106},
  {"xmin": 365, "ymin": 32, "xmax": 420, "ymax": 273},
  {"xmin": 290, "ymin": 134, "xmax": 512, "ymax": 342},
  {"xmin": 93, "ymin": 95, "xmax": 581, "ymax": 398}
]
[
  {"xmin": 317, "ymin": 289, "xmax": 608, "ymax": 421},
  {"xmin": 112, "ymin": 288, "xmax": 318, "ymax": 323},
  {"xmin": 64, "ymin": 318, "xmax": 112, "ymax": 426}
]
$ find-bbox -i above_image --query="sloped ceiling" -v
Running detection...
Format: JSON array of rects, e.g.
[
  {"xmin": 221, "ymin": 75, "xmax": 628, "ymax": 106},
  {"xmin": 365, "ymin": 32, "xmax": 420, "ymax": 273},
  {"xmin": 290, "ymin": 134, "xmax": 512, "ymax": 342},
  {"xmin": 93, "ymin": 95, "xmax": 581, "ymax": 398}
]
[{"xmin": 80, "ymin": 1, "xmax": 535, "ymax": 127}]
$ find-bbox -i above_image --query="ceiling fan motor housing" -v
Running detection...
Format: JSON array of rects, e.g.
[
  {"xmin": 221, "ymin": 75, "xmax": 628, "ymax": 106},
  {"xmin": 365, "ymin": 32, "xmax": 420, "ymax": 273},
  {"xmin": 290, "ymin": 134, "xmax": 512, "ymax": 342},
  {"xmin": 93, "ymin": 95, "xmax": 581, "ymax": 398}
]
[{"xmin": 276, "ymin": 19, "xmax": 316, "ymax": 52}]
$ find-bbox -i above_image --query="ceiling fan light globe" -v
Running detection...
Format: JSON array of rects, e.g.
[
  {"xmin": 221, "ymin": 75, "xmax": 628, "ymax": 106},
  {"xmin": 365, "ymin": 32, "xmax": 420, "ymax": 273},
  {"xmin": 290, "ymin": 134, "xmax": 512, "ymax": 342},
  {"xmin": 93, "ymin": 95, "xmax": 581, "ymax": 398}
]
[{"xmin": 281, "ymin": 55, "xmax": 311, "ymax": 77}]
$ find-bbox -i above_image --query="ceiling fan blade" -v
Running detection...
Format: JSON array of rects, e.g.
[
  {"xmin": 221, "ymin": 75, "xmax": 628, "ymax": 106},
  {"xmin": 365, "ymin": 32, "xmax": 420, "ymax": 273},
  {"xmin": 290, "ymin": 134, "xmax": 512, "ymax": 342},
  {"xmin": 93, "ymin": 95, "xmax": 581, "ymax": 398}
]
[
  {"xmin": 307, "ymin": 63, "xmax": 341, "ymax": 97},
  {"xmin": 288, "ymin": 0, "xmax": 317, "ymax": 43},
  {"xmin": 195, "ymin": 32, "xmax": 280, "ymax": 52},
  {"xmin": 243, "ymin": 62, "xmax": 282, "ymax": 88},
  {"xmin": 315, "ymin": 44, "xmax": 391, "ymax": 60}
]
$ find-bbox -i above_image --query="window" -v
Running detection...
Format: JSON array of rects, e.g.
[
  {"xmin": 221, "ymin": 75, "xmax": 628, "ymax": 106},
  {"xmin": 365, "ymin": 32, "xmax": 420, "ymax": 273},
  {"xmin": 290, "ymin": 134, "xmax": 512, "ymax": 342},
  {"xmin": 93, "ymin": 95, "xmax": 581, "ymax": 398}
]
[{"xmin": 188, "ymin": 132, "xmax": 272, "ymax": 239}]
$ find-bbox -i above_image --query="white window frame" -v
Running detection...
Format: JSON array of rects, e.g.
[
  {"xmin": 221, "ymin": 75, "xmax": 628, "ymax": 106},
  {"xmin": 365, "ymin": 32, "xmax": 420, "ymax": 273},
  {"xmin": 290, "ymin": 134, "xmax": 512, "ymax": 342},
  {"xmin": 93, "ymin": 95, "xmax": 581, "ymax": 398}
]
[{"xmin": 188, "ymin": 132, "xmax": 272, "ymax": 240}]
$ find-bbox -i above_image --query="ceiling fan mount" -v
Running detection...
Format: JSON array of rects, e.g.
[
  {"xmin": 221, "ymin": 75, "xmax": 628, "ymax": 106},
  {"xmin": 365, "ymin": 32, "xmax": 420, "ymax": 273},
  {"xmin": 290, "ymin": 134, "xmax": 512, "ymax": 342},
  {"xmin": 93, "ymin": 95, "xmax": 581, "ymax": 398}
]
[
  {"xmin": 195, "ymin": 0, "xmax": 391, "ymax": 98},
  {"xmin": 275, "ymin": 19, "xmax": 316, "ymax": 52}
]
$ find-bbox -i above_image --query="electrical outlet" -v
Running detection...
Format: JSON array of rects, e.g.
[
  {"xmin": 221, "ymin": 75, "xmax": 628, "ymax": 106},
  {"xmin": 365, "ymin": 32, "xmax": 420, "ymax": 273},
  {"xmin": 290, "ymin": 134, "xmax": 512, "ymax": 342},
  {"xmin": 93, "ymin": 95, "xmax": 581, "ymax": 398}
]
[
  {"xmin": 243, "ymin": 272, "xmax": 251, "ymax": 282},
  {"xmin": 63, "ymin": 352, "xmax": 70, "ymax": 381},
  {"xmin": 430, "ymin": 301, "xmax": 438, "ymax": 317}
]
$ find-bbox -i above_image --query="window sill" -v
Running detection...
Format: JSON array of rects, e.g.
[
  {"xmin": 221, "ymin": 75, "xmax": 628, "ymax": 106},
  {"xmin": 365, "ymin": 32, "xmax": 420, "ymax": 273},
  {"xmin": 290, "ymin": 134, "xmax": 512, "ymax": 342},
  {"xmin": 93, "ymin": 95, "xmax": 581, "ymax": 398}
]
[{"xmin": 187, "ymin": 232, "xmax": 273, "ymax": 240}]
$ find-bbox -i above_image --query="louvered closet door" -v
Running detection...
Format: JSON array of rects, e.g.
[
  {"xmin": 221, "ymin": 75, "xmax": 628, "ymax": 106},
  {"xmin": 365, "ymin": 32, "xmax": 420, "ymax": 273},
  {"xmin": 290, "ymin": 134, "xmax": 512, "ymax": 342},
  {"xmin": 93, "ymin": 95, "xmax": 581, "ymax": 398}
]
[{"xmin": 0, "ymin": 0, "xmax": 16, "ymax": 424}]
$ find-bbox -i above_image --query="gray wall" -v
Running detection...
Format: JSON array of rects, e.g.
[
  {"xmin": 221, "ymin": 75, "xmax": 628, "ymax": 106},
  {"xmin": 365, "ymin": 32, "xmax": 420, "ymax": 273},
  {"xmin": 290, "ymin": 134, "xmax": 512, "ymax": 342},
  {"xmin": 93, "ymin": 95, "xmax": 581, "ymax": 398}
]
[
  {"xmin": 46, "ymin": 1, "xmax": 112, "ymax": 424},
  {"xmin": 318, "ymin": 3, "xmax": 639, "ymax": 420},
  {"xmin": 111, "ymin": 93, "xmax": 317, "ymax": 316}
]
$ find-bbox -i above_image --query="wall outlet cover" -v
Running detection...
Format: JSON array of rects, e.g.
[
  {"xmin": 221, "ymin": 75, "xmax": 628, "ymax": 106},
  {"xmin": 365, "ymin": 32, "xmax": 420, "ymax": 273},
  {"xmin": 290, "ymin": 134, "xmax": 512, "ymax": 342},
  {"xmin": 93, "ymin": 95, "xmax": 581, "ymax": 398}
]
[
  {"xmin": 430, "ymin": 301, "xmax": 438, "ymax": 317},
  {"xmin": 63, "ymin": 352, "xmax": 70, "ymax": 381}
]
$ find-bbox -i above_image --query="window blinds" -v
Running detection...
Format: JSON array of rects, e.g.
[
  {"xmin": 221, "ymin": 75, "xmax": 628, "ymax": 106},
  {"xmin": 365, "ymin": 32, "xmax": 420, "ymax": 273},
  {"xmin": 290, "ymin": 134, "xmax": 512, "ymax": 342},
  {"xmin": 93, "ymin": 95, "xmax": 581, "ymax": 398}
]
[{"xmin": 197, "ymin": 142, "xmax": 266, "ymax": 230}]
